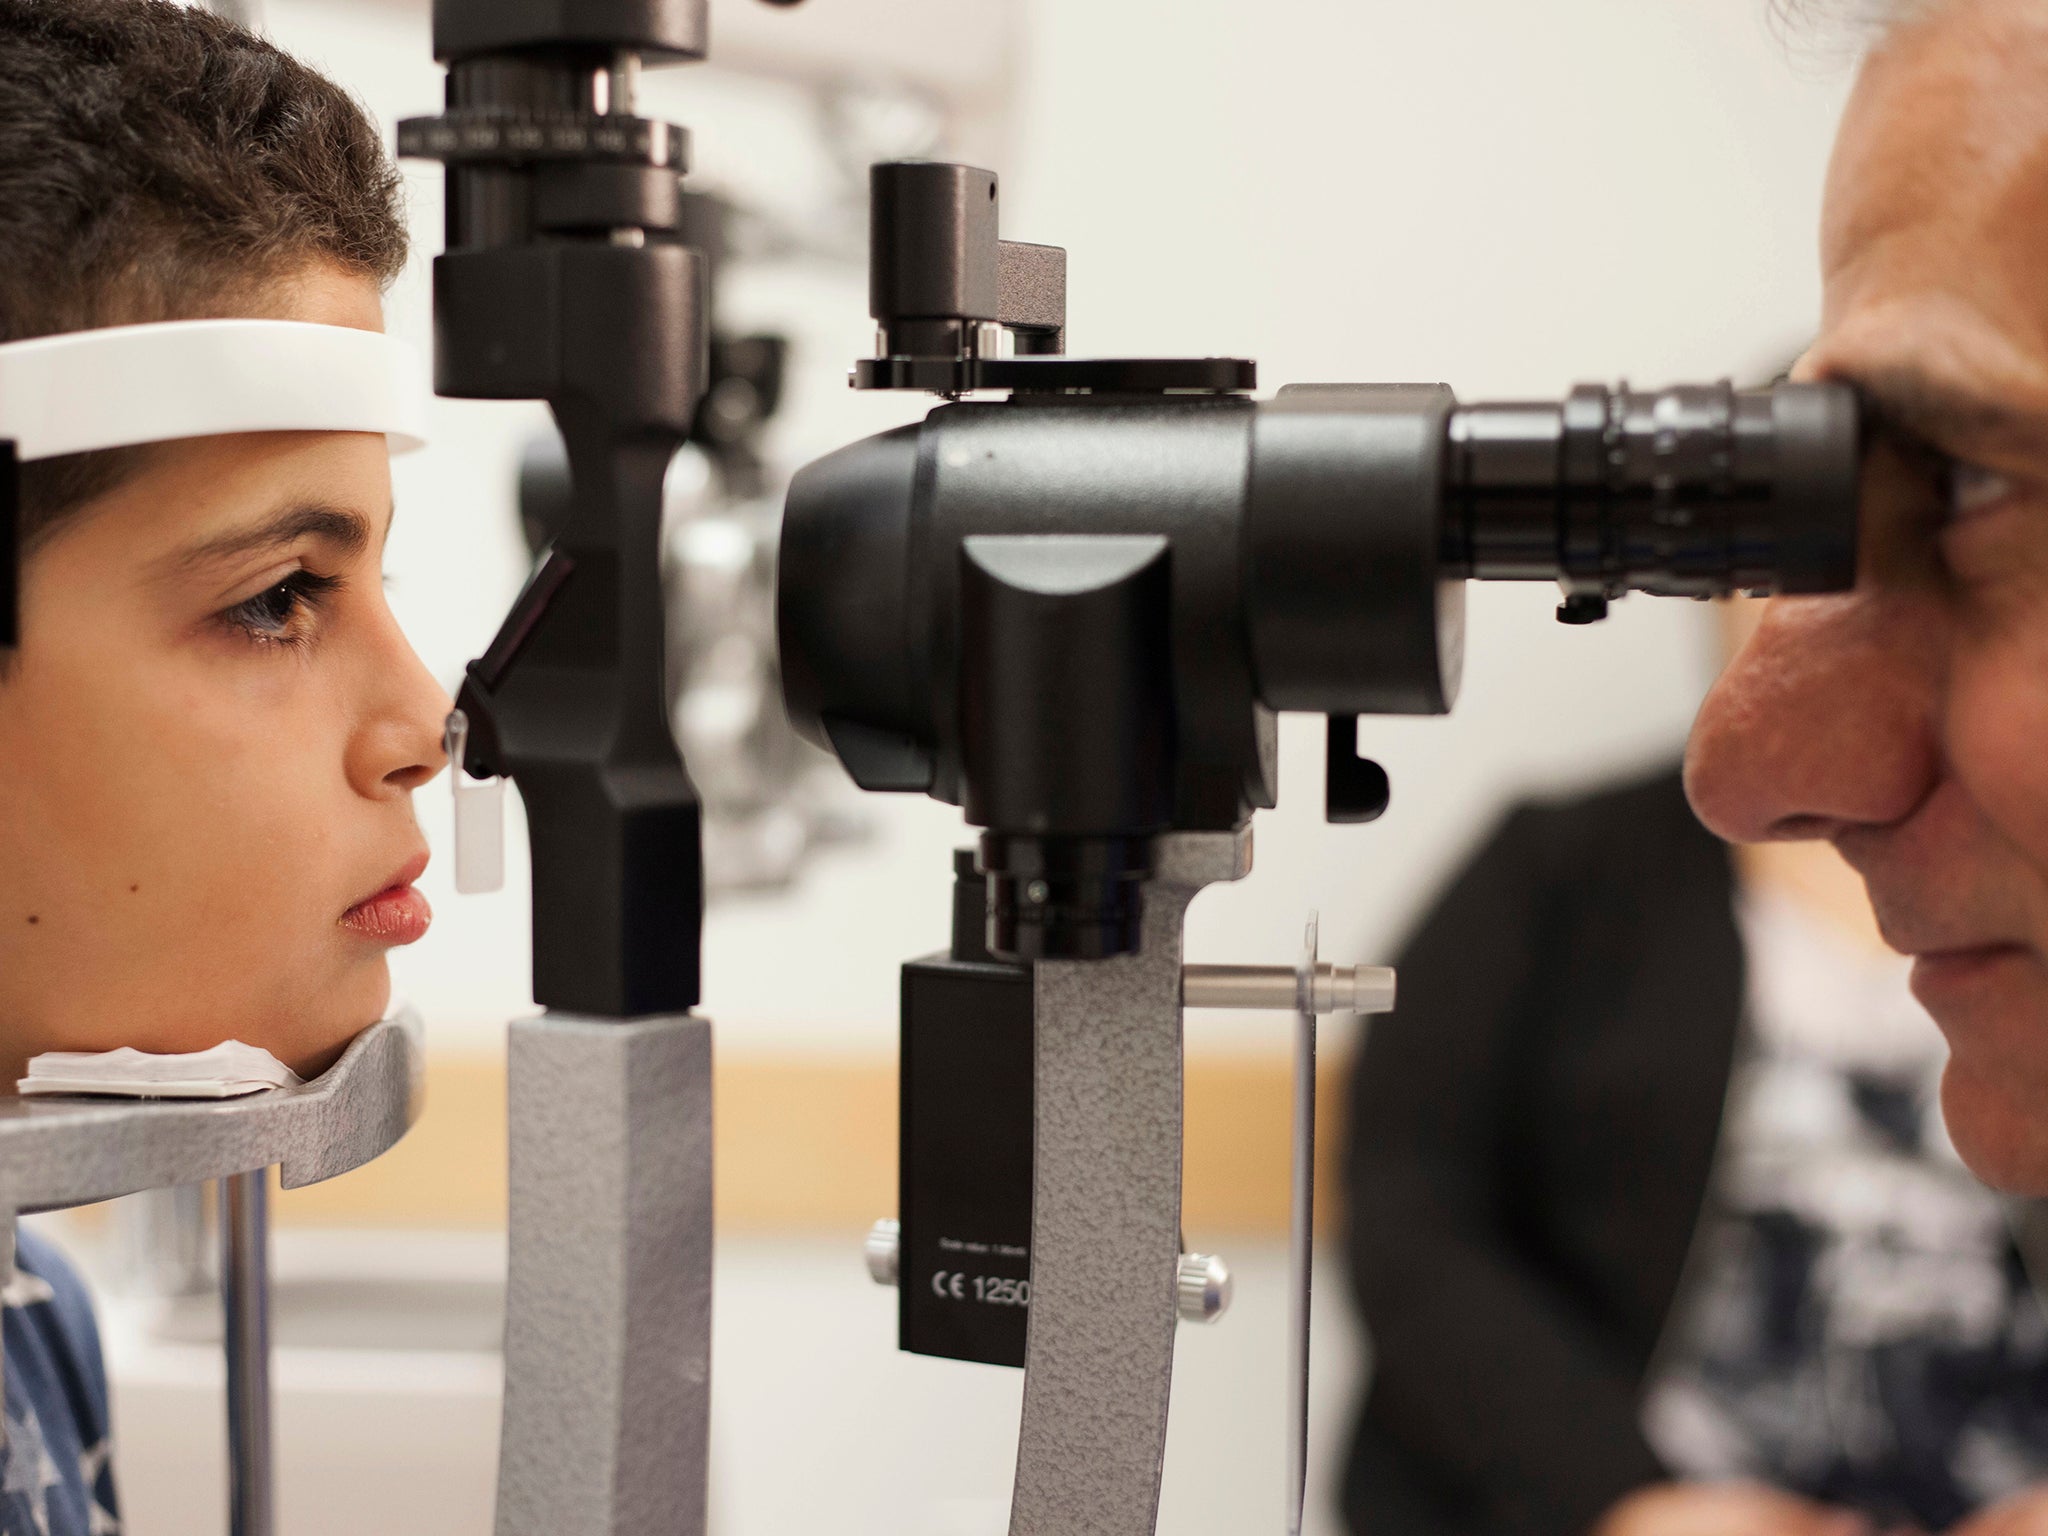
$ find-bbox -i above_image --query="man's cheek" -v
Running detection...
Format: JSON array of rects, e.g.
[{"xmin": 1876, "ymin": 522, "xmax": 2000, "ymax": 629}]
[{"xmin": 1946, "ymin": 642, "xmax": 2048, "ymax": 882}]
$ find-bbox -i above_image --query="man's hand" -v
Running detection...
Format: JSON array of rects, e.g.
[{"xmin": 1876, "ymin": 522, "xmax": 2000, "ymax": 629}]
[
  {"xmin": 1594, "ymin": 1482, "xmax": 1873, "ymax": 1536},
  {"xmin": 1949, "ymin": 1488, "xmax": 2048, "ymax": 1536}
]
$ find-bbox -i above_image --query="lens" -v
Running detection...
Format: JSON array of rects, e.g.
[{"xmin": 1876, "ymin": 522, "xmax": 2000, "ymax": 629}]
[
  {"xmin": 1441, "ymin": 379, "xmax": 1859, "ymax": 600},
  {"xmin": 980, "ymin": 833, "xmax": 1150, "ymax": 963}
]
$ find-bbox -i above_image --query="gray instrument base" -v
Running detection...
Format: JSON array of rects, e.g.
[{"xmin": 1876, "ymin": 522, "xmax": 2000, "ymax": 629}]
[
  {"xmin": 0, "ymin": 1011, "xmax": 423, "ymax": 1226},
  {"xmin": 1010, "ymin": 829, "xmax": 1253, "ymax": 1536},
  {"xmin": 494, "ymin": 1011, "xmax": 713, "ymax": 1536},
  {"xmin": 0, "ymin": 1009, "xmax": 424, "ymax": 1532}
]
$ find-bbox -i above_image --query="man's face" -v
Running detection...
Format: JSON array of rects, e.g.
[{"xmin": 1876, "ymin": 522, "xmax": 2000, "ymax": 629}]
[
  {"xmin": 1687, "ymin": 0, "xmax": 2048, "ymax": 1191},
  {"xmin": 0, "ymin": 266, "xmax": 448, "ymax": 1083}
]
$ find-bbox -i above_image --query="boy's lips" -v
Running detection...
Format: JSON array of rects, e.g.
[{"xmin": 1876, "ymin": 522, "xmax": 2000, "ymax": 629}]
[{"xmin": 340, "ymin": 852, "xmax": 432, "ymax": 945}]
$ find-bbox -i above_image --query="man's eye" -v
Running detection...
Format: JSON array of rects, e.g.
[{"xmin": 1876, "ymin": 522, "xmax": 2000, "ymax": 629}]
[
  {"xmin": 1948, "ymin": 460, "xmax": 2017, "ymax": 521},
  {"xmin": 217, "ymin": 570, "xmax": 342, "ymax": 647}
]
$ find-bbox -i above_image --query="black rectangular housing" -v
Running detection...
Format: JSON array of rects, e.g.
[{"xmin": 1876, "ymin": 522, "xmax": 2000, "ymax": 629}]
[{"xmin": 897, "ymin": 851, "xmax": 1035, "ymax": 1367}]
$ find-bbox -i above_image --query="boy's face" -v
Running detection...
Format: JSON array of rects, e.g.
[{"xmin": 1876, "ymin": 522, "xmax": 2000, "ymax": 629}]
[{"xmin": 0, "ymin": 266, "xmax": 448, "ymax": 1083}]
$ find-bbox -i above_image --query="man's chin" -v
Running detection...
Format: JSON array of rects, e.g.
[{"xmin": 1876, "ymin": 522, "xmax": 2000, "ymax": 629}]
[
  {"xmin": 1942, "ymin": 1062, "xmax": 2048, "ymax": 1196},
  {"xmin": 1913, "ymin": 945, "xmax": 2048, "ymax": 1189}
]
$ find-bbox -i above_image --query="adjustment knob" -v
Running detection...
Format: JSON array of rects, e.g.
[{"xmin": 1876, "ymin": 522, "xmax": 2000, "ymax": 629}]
[
  {"xmin": 865, "ymin": 1218, "xmax": 900, "ymax": 1287},
  {"xmin": 1177, "ymin": 1252, "xmax": 1233, "ymax": 1323}
]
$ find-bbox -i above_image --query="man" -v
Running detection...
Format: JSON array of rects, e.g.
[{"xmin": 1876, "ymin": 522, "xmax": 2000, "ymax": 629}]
[
  {"xmin": 1646, "ymin": 2, "xmax": 2048, "ymax": 1533},
  {"xmin": 1688, "ymin": 0, "xmax": 2048, "ymax": 1203}
]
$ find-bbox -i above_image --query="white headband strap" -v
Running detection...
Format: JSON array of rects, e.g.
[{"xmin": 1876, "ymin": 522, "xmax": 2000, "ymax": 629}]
[{"xmin": 0, "ymin": 319, "xmax": 429, "ymax": 462}]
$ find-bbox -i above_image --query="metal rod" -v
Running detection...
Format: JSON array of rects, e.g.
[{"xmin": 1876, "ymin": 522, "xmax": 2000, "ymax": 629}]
[
  {"xmin": 221, "ymin": 1169, "xmax": 274, "ymax": 1536},
  {"xmin": 1286, "ymin": 923, "xmax": 1319, "ymax": 1536}
]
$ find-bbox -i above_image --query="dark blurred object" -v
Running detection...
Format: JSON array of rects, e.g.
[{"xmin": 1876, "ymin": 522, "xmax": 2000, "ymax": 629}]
[
  {"xmin": 518, "ymin": 326, "xmax": 781, "ymax": 547},
  {"xmin": 518, "ymin": 190, "xmax": 851, "ymax": 894},
  {"xmin": 1343, "ymin": 769, "xmax": 1741, "ymax": 1536},
  {"xmin": 1343, "ymin": 761, "xmax": 2048, "ymax": 1536},
  {"xmin": 518, "ymin": 191, "xmax": 786, "ymax": 551}
]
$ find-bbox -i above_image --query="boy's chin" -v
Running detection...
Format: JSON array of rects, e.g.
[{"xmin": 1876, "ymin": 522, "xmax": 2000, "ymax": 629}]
[
  {"xmin": 1942, "ymin": 1062, "xmax": 2048, "ymax": 1195},
  {"xmin": 270, "ymin": 961, "xmax": 393, "ymax": 1080}
]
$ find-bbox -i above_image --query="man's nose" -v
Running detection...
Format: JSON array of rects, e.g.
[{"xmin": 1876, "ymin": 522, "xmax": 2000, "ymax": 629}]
[
  {"xmin": 1685, "ymin": 589, "xmax": 1940, "ymax": 845},
  {"xmin": 346, "ymin": 609, "xmax": 452, "ymax": 801}
]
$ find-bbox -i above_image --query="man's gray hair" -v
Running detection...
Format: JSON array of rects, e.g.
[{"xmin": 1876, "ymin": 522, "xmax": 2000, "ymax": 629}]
[{"xmin": 1771, "ymin": 0, "xmax": 1944, "ymax": 37}]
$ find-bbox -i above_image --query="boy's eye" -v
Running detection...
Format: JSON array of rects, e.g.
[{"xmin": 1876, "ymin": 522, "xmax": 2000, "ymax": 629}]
[{"xmin": 217, "ymin": 570, "xmax": 342, "ymax": 647}]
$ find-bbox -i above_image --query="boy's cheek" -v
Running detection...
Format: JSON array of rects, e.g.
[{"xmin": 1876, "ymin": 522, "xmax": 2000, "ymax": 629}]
[{"xmin": 0, "ymin": 647, "xmax": 377, "ymax": 1071}]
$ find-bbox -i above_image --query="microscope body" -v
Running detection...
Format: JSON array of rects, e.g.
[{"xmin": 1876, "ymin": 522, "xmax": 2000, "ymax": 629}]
[
  {"xmin": 783, "ymin": 350, "xmax": 1855, "ymax": 971},
  {"xmin": 396, "ymin": 8, "xmax": 781, "ymax": 1534},
  {"xmin": 402, "ymin": 0, "xmax": 710, "ymax": 1017},
  {"xmin": 777, "ymin": 160, "xmax": 1863, "ymax": 1534}
]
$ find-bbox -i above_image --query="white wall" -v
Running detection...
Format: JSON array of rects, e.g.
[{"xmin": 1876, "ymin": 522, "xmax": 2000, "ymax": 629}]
[
  {"xmin": 107, "ymin": 5, "xmax": 1863, "ymax": 1535},
  {"xmin": 252, "ymin": 0, "xmax": 1856, "ymax": 1053},
  {"xmin": 254, "ymin": 0, "xmax": 1854, "ymax": 1055},
  {"xmin": 88, "ymin": 1229, "xmax": 1360, "ymax": 1536},
  {"xmin": 985, "ymin": 0, "xmax": 1858, "ymax": 1056}
]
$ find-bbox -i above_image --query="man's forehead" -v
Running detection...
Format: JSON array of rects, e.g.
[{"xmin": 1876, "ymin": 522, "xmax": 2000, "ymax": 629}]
[
  {"xmin": 1824, "ymin": 1, "xmax": 2048, "ymax": 266},
  {"xmin": 1809, "ymin": 0, "xmax": 2048, "ymax": 458}
]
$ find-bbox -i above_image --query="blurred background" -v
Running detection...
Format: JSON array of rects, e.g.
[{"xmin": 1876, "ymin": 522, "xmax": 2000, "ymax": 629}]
[{"xmin": 34, "ymin": 1, "xmax": 1860, "ymax": 1532}]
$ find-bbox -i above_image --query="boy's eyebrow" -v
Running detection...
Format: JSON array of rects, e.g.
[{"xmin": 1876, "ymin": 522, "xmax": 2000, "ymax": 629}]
[{"xmin": 159, "ymin": 503, "xmax": 377, "ymax": 576}]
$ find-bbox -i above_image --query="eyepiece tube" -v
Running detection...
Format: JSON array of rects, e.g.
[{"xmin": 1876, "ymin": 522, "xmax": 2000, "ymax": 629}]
[{"xmin": 1441, "ymin": 379, "xmax": 1860, "ymax": 600}]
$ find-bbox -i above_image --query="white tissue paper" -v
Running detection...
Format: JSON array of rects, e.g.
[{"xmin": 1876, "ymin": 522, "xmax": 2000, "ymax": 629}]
[{"xmin": 18, "ymin": 1040, "xmax": 303, "ymax": 1099}]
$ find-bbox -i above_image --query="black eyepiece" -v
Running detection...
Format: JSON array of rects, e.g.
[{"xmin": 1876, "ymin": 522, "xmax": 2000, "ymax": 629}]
[{"xmin": 1441, "ymin": 379, "xmax": 1860, "ymax": 603}]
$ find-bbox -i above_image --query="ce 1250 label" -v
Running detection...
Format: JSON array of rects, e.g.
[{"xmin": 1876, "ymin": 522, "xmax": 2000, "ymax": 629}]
[{"xmin": 926, "ymin": 1271, "xmax": 1030, "ymax": 1306}]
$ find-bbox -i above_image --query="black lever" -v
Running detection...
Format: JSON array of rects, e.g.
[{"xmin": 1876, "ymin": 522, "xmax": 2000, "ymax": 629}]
[{"xmin": 1325, "ymin": 716, "xmax": 1391, "ymax": 824}]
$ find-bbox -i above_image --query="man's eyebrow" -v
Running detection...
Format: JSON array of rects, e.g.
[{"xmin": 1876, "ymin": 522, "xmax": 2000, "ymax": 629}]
[
  {"xmin": 1845, "ymin": 363, "xmax": 2048, "ymax": 461},
  {"xmin": 158, "ymin": 503, "xmax": 376, "ymax": 577}
]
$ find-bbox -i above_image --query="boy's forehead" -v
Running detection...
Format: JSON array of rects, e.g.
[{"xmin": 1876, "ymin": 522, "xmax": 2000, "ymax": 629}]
[
  {"xmin": 257, "ymin": 263, "xmax": 388, "ymax": 333},
  {"xmin": 156, "ymin": 502, "xmax": 381, "ymax": 587},
  {"xmin": 61, "ymin": 429, "xmax": 396, "ymax": 578}
]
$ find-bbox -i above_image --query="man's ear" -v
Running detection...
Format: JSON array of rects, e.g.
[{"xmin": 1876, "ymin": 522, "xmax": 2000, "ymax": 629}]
[{"xmin": 3, "ymin": 436, "xmax": 17, "ymax": 652}]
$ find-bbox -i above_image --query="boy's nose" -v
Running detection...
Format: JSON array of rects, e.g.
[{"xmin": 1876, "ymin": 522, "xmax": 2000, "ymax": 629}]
[
  {"xmin": 1684, "ymin": 588, "xmax": 1940, "ymax": 848},
  {"xmin": 348, "ymin": 614, "xmax": 452, "ymax": 800}
]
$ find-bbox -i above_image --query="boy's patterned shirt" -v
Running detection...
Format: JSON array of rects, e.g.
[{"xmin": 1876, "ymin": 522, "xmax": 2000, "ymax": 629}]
[{"xmin": 0, "ymin": 1230, "xmax": 117, "ymax": 1536}]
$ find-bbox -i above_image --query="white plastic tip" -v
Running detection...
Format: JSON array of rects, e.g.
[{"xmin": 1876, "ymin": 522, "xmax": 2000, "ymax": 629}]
[{"xmin": 445, "ymin": 709, "xmax": 507, "ymax": 896}]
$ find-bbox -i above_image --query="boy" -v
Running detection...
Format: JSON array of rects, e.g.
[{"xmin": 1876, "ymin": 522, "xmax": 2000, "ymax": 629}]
[{"xmin": 0, "ymin": 3, "xmax": 449, "ymax": 1527}]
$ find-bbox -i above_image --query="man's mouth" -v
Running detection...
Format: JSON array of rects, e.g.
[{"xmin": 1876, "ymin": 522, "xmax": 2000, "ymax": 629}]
[
  {"xmin": 340, "ymin": 852, "xmax": 432, "ymax": 946},
  {"xmin": 1908, "ymin": 941, "xmax": 2033, "ymax": 1007}
]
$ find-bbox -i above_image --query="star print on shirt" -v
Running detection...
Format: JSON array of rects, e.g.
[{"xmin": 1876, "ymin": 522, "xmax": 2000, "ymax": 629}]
[
  {"xmin": 2, "ymin": 1228, "xmax": 123, "ymax": 1535},
  {"xmin": 0, "ymin": 1276, "xmax": 53, "ymax": 1313},
  {"xmin": 2, "ymin": 1407, "xmax": 63, "ymax": 1536},
  {"xmin": 74, "ymin": 1443, "xmax": 114, "ymax": 1536}
]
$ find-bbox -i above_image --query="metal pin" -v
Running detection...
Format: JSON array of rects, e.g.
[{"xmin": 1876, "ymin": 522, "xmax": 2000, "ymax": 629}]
[{"xmin": 1183, "ymin": 962, "xmax": 1395, "ymax": 1014}]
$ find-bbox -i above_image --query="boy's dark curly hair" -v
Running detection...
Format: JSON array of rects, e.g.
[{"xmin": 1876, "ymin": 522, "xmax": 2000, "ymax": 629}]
[{"xmin": 0, "ymin": 0, "xmax": 409, "ymax": 541}]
